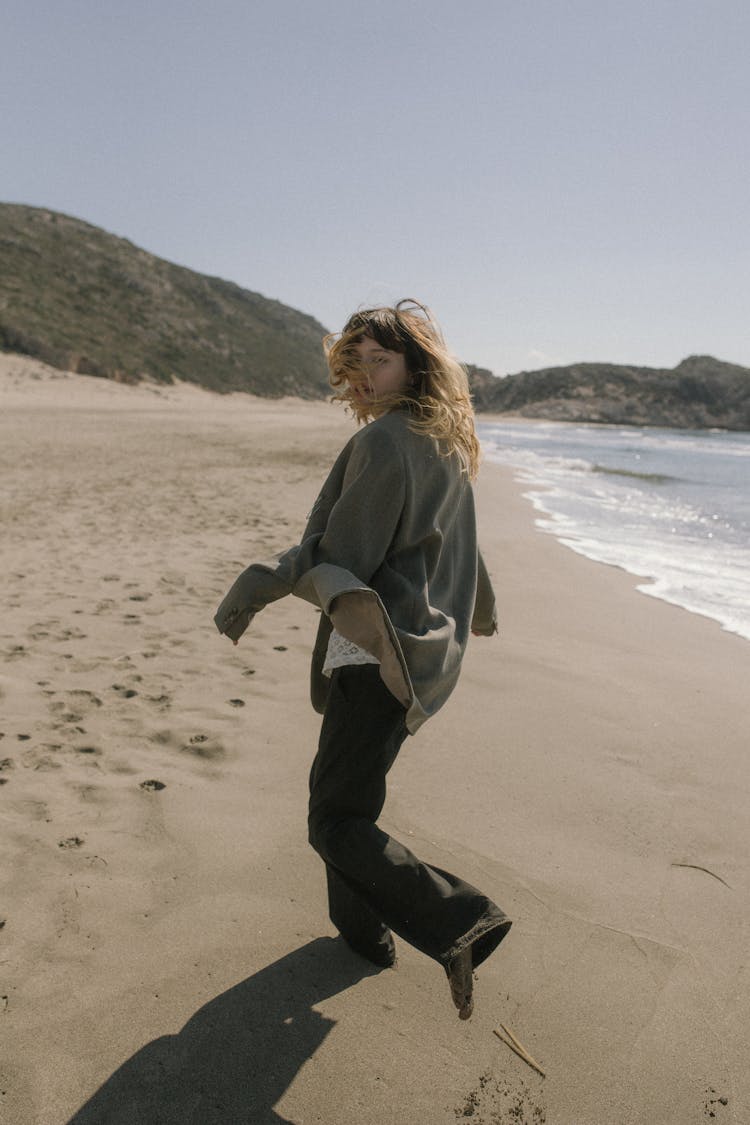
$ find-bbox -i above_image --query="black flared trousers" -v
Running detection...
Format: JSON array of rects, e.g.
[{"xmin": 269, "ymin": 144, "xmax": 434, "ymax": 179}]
[{"xmin": 308, "ymin": 665, "xmax": 511, "ymax": 969}]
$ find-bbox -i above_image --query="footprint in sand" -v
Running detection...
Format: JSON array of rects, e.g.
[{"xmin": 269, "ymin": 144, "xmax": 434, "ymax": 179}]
[
  {"xmin": 148, "ymin": 729, "xmax": 175, "ymax": 747},
  {"xmin": 48, "ymin": 702, "xmax": 84, "ymax": 725},
  {"xmin": 75, "ymin": 745, "xmax": 100, "ymax": 757},
  {"xmin": 68, "ymin": 690, "xmax": 102, "ymax": 709},
  {"xmin": 48, "ymin": 691, "xmax": 101, "ymax": 727},
  {"xmin": 158, "ymin": 573, "xmax": 186, "ymax": 596},
  {"xmin": 110, "ymin": 761, "xmax": 138, "ymax": 775},
  {"xmin": 144, "ymin": 693, "xmax": 171, "ymax": 711},
  {"xmin": 111, "ymin": 684, "xmax": 139, "ymax": 699},
  {"xmin": 59, "ymin": 627, "xmax": 87, "ymax": 641},
  {"xmin": 21, "ymin": 748, "xmax": 61, "ymax": 772},
  {"xmin": 181, "ymin": 735, "xmax": 225, "ymax": 762}
]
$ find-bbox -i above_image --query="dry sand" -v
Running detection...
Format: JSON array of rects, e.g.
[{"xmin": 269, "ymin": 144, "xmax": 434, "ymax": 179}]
[{"xmin": 1, "ymin": 353, "xmax": 748, "ymax": 1125}]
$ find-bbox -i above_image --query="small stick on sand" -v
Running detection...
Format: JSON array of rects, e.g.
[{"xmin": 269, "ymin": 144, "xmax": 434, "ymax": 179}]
[
  {"xmin": 493, "ymin": 1024, "xmax": 546, "ymax": 1078},
  {"xmin": 670, "ymin": 862, "xmax": 731, "ymax": 889}
]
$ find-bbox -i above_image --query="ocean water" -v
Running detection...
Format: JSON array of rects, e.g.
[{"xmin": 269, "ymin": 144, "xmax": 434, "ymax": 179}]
[{"xmin": 477, "ymin": 420, "xmax": 750, "ymax": 642}]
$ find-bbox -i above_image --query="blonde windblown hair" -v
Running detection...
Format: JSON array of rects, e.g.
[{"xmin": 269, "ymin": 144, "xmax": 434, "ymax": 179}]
[{"xmin": 324, "ymin": 300, "xmax": 481, "ymax": 479}]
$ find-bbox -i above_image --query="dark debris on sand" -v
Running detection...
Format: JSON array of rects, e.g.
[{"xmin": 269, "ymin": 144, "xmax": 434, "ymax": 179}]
[{"xmin": 455, "ymin": 1071, "xmax": 546, "ymax": 1124}]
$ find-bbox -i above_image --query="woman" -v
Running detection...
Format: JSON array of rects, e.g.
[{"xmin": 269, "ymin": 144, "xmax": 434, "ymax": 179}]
[{"xmin": 215, "ymin": 300, "xmax": 511, "ymax": 1019}]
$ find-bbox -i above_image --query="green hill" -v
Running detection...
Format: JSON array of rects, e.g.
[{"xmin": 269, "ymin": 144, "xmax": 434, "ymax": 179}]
[
  {"xmin": 0, "ymin": 203, "xmax": 330, "ymax": 396},
  {"xmin": 467, "ymin": 355, "xmax": 750, "ymax": 431}
]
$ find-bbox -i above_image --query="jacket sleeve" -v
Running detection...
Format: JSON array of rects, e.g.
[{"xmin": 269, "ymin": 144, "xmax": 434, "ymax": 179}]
[
  {"xmin": 214, "ymin": 426, "xmax": 406, "ymax": 641},
  {"xmin": 471, "ymin": 547, "xmax": 498, "ymax": 635}
]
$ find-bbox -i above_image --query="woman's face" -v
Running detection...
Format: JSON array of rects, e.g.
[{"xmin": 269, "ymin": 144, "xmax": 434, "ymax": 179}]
[{"xmin": 349, "ymin": 335, "xmax": 410, "ymax": 408}]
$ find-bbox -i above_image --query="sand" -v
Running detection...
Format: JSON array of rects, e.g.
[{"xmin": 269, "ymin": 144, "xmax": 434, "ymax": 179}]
[{"xmin": 1, "ymin": 353, "xmax": 748, "ymax": 1125}]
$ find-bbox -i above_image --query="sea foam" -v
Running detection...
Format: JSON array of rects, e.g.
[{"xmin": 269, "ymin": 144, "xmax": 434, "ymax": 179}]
[{"xmin": 478, "ymin": 420, "xmax": 750, "ymax": 642}]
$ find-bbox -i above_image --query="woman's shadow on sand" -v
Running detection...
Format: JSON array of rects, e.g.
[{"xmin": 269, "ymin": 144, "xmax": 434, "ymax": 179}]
[{"xmin": 68, "ymin": 937, "xmax": 381, "ymax": 1125}]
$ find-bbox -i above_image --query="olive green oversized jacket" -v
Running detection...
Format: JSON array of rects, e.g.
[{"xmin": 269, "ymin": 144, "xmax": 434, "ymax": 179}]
[{"xmin": 214, "ymin": 410, "xmax": 497, "ymax": 734}]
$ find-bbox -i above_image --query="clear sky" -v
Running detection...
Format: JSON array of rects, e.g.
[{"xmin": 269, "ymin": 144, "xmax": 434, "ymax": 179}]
[{"xmin": 3, "ymin": 0, "xmax": 749, "ymax": 374}]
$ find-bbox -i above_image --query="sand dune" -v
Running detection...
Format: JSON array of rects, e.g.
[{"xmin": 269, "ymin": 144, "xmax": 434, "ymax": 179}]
[{"xmin": 1, "ymin": 353, "xmax": 748, "ymax": 1124}]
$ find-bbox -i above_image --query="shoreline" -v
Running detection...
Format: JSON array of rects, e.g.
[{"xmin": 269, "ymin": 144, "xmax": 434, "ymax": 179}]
[
  {"xmin": 505, "ymin": 465, "xmax": 750, "ymax": 645},
  {"xmin": 2, "ymin": 356, "xmax": 749, "ymax": 1123},
  {"xmin": 476, "ymin": 415, "xmax": 750, "ymax": 645}
]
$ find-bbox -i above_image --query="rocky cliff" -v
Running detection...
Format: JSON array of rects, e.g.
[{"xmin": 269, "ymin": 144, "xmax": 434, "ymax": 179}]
[{"xmin": 467, "ymin": 355, "xmax": 750, "ymax": 430}]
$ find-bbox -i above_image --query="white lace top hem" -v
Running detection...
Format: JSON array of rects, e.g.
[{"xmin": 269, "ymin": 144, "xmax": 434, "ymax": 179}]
[{"xmin": 322, "ymin": 628, "xmax": 379, "ymax": 677}]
